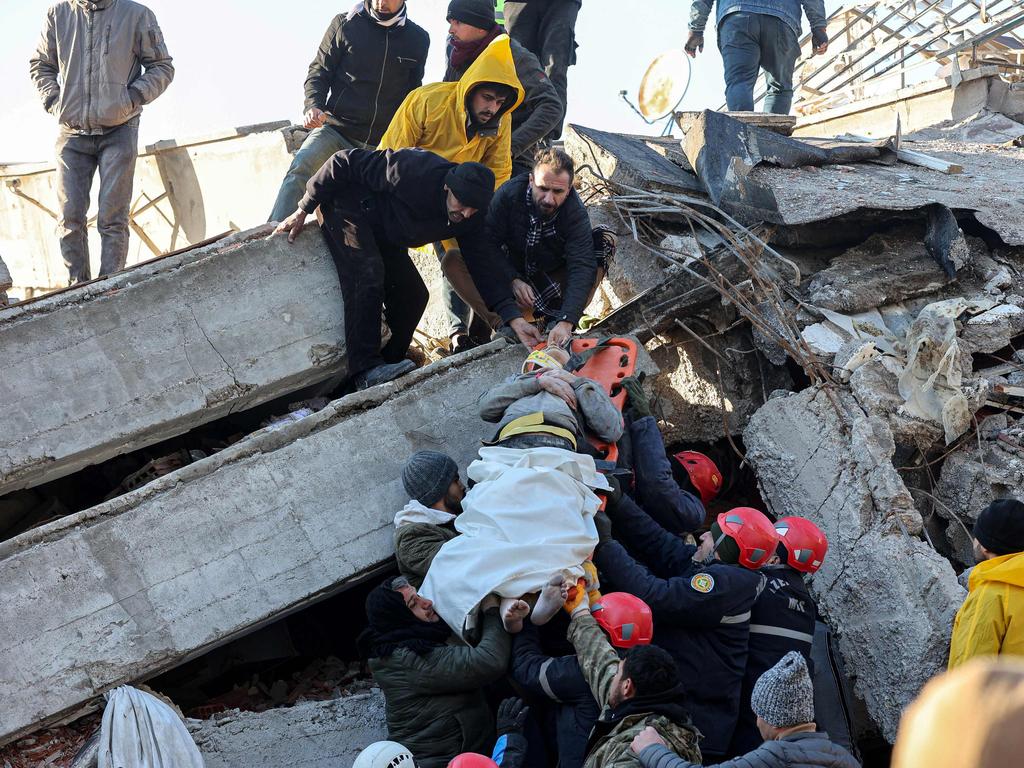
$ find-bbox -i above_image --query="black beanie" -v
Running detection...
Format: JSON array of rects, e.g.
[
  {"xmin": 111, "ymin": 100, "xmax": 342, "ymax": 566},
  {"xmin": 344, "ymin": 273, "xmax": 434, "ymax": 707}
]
[
  {"xmin": 445, "ymin": 162, "xmax": 495, "ymax": 211},
  {"xmin": 974, "ymin": 498, "xmax": 1024, "ymax": 556},
  {"xmin": 447, "ymin": 0, "xmax": 496, "ymax": 31}
]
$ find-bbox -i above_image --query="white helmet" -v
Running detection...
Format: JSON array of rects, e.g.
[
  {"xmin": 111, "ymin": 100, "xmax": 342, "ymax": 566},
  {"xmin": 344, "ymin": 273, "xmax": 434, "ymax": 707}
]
[{"xmin": 353, "ymin": 741, "xmax": 416, "ymax": 768}]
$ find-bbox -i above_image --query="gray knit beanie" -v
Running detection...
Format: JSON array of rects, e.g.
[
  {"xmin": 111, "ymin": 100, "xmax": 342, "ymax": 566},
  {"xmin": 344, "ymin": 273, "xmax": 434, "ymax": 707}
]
[
  {"xmin": 402, "ymin": 451, "xmax": 459, "ymax": 507},
  {"xmin": 750, "ymin": 651, "xmax": 815, "ymax": 728}
]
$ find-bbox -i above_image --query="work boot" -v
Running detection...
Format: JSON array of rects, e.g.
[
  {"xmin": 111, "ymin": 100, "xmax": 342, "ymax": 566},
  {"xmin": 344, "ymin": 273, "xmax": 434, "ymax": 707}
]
[
  {"xmin": 352, "ymin": 359, "xmax": 416, "ymax": 391},
  {"xmin": 450, "ymin": 332, "xmax": 477, "ymax": 354}
]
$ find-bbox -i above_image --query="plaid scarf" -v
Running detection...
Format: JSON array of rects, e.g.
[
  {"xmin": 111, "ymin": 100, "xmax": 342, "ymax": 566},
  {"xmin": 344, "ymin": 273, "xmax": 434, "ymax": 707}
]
[{"xmin": 524, "ymin": 184, "xmax": 563, "ymax": 318}]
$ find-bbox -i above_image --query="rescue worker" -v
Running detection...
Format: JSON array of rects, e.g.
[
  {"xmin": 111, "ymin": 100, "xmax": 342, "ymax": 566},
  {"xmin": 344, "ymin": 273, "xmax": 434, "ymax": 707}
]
[
  {"xmin": 630, "ymin": 652, "xmax": 859, "ymax": 768},
  {"xmin": 439, "ymin": 0, "xmax": 564, "ymax": 351},
  {"xmin": 361, "ymin": 577, "xmax": 511, "ymax": 768},
  {"xmin": 394, "ymin": 451, "xmax": 466, "ymax": 588},
  {"xmin": 620, "ymin": 377, "xmax": 709, "ymax": 535},
  {"xmin": 511, "ymin": 592, "xmax": 654, "ymax": 768},
  {"xmin": 730, "ymin": 517, "xmax": 828, "ymax": 754},
  {"xmin": 564, "ymin": 584, "xmax": 703, "ymax": 767},
  {"xmin": 274, "ymin": 148, "xmax": 518, "ymax": 389},
  {"xmin": 595, "ymin": 499, "xmax": 777, "ymax": 762},
  {"xmin": 378, "ymin": 33, "xmax": 523, "ymax": 191},
  {"xmin": 445, "ymin": 0, "xmax": 562, "ymax": 176},
  {"xmin": 30, "ymin": 0, "xmax": 174, "ymax": 284},
  {"xmin": 949, "ymin": 498, "xmax": 1024, "ymax": 667},
  {"xmin": 268, "ymin": 0, "xmax": 429, "ymax": 221},
  {"xmin": 478, "ymin": 344, "xmax": 624, "ymax": 452}
]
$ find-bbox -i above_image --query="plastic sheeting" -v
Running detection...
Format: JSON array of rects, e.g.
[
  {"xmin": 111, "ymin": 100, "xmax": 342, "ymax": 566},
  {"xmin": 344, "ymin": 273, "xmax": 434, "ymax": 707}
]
[
  {"xmin": 99, "ymin": 686, "xmax": 204, "ymax": 768},
  {"xmin": 420, "ymin": 446, "xmax": 609, "ymax": 637}
]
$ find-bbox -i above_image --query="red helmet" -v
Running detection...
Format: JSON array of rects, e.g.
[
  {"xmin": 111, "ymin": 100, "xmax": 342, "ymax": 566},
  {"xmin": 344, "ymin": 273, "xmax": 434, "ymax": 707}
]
[
  {"xmin": 592, "ymin": 592, "xmax": 654, "ymax": 649},
  {"xmin": 717, "ymin": 508, "xmax": 780, "ymax": 570},
  {"xmin": 774, "ymin": 516, "xmax": 828, "ymax": 573},
  {"xmin": 449, "ymin": 755, "xmax": 498, "ymax": 768},
  {"xmin": 672, "ymin": 451, "xmax": 723, "ymax": 504}
]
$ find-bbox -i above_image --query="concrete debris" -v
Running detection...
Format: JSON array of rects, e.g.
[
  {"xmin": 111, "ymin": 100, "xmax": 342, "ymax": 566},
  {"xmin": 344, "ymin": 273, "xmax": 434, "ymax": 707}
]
[
  {"xmin": 924, "ymin": 204, "xmax": 971, "ymax": 278},
  {"xmin": 0, "ymin": 253, "xmax": 10, "ymax": 305},
  {"xmin": 187, "ymin": 691, "xmax": 387, "ymax": 768},
  {"xmin": 744, "ymin": 387, "xmax": 965, "ymax": 742},
  {"xmin": 0, "ymin": 225, "xmax": 348, "ymax": 497},
  {"xmin": 959, "ymin": 301, "xmax": 1024, "ymax": 354},
  {"xmin": 905, "ymin": 109, "xmax": 1024, "ymax": 145},
  {"xmin": 933, "ymin": 427, "xmax": 1024, "ymax": 564},
  {"xmin": 806, "ymin": 232, "xmax": 950, "ymax": 313},
  {"xmin": 0, "ymin": 341, "xmax": 522, "ymax": 746}
]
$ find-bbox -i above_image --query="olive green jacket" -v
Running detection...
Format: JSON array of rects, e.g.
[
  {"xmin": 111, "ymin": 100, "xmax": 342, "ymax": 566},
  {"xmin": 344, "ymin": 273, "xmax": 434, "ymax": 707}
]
[
  {"xmin": 369, "ymin": 609, "xmax": 511, "ymax": 768},
  {"xmin": 569, "ymin": 612, "xmax": 703, "ymax": 768}
]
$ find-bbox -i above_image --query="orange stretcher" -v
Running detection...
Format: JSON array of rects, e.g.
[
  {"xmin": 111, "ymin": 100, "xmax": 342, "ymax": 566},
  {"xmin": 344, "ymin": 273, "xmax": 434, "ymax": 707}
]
[{"xmin": 566, "ymin": 336, "xmax": 639, "ymax": 464}]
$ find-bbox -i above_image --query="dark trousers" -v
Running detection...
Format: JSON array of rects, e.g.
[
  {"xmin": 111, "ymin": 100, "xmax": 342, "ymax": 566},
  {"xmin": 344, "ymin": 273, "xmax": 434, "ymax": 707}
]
[
  {"xmin": 55, "ymin": 118, "xmax": 139, "ymax": 284},
  {"xmin": 504, "ymin": 0, "xmax": 579, "ymax": 138},
  {"xmin": 718, "ymin": 12, "xmax": 800, "ymax": 114},
  {"xmin": 320, "ymin": 208, "xmax": 429, "ymax": 377}
]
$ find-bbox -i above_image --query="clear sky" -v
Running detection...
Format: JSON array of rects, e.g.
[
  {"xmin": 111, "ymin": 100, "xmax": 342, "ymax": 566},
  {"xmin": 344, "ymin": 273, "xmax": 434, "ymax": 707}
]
[{"xmin": 0, "ymin": 0, "xmax": 844, "ymax": 162}]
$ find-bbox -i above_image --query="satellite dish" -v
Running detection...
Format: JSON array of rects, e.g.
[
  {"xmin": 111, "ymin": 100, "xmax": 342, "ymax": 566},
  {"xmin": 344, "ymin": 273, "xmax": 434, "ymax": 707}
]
[{"xmin": 638, "ymin": 49, "xmax": 691, "ymax": 121}]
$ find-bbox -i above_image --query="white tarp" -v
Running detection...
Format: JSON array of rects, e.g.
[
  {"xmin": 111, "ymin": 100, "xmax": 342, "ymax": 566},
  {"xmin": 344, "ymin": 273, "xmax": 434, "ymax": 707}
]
[
  {"xmin": 420, "ymin": 446, "xmax": 609, "ymax": 637},
  {"xmin": 99, "ymin": 686, "xmax": 204, "ymax": 768}
]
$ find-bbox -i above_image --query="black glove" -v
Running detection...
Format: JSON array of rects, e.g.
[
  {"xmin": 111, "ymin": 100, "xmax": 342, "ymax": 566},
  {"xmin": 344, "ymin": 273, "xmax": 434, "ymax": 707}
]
[
  {"xmin": 811, "ymin": 27, "xmax": 828, "ymax": 51},
  {"xmin": 496, "ymin": 697, "xmax": 530, "ymax": 737},
  {"xmin": 594, "ymin": 509, "xmax": 613, "ymax": 544},
  {"xmin": 603, "ymin": 475, "xmax": 623, "ymax": 515},
  {"xmin": 621, "ymin": 375, "xmax": 651, "ymax": 420}
]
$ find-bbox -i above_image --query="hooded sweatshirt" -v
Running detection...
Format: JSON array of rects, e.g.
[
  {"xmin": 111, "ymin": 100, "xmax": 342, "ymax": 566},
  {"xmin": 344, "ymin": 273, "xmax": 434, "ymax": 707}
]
[
  {"xmin": 378, "ymin": 33, "xmax": 524, "ymax": 189},
  {"xmin": 949, "ymin": 551, "xmax": 1024, "ymax": 667}
]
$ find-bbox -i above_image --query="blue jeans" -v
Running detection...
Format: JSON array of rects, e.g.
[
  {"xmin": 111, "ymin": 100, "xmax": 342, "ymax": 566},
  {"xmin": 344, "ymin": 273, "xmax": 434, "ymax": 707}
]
[
  {"xmin": 269, "ymin": 126, "xmax": 366, "ymax": 222},
  {"xmin": 718, "ymin": 12, "xmax": 800, "ymax": 114},
  {"xmin": 56, "ymin": 118, "xmax": 139, "ymax": 284}
]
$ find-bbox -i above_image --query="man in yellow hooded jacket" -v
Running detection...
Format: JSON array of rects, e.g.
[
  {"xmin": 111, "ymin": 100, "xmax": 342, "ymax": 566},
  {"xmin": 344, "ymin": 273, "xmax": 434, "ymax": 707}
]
[
  {"xmin": 949, "ymin": 498, "xmax": 1024, "ymax": 668},
  {"xmin": 377, "ymin": 34, "xmax": 545, "ymax": 350}
]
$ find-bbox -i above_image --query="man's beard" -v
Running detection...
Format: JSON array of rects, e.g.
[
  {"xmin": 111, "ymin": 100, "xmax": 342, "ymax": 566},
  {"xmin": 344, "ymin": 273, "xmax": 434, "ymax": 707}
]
[{"xmin": 445, "ymin": 491, "xmax": 464, "ymax": 515}]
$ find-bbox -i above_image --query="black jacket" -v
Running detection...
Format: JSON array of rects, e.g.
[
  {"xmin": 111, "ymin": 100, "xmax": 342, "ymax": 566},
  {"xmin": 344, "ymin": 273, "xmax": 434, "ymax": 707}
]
[
  {"xmin": 730, "ymin": 567, "xmax": 818, "ymax": 755},
  {"xmin": 511, "ymin": 621, "xmax": 600, "ymax": 768},
  {"xmin": 595, "ymin": 499, "xmax": 764, "ymax": 759},
  {"xmin": 485, "ymin": 173, "xmax": 597, "ymax": 326},
  {"xmin": 630, "ymin": 416, "xmax": 706, "ymax": 535},
  {"xmin": 304, "ymin": 10, "xmax": 429, "ymax": 146}
]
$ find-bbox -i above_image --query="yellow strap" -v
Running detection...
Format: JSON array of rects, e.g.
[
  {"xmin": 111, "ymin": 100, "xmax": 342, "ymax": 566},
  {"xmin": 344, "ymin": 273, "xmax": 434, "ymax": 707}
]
[
  {"xmin": 498, "ymin": 412, "xmax": 577, "ymax": 449},
  {"xmin": 522, "ymin": 349, "xmax": 563, "ymax": 374}
]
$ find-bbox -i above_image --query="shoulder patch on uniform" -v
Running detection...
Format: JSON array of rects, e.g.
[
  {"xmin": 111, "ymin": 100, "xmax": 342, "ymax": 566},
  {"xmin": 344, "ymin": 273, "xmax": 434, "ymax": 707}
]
[{"xmin": 690, "ymin": 572, "xmax": 715, "ymax": 593}]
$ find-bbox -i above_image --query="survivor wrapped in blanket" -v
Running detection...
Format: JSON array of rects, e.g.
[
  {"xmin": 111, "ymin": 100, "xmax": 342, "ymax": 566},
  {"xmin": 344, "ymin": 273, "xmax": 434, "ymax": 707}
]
[{"xmin": 420, "ymin": 446, "xmax": 610, "ymax": 637}]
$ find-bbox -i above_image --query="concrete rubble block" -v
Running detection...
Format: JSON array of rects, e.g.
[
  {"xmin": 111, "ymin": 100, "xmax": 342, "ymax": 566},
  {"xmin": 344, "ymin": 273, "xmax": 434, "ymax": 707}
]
[
  {"xmin": 744, "ymin": 387, "xmax": 965, "ymax": 741},
  {"xmin": 849, "ymin": 356, "xmax": 944, "ymax": 448},
  {"xmin": 0, "ymin": 225, "xmax": 347, "ymax": 495},
  {"xmin": 806, "ymin": 233, "xmax": 950, "ymax": 313},
  {"xmin": 0, "ymin": 342, "xmax": 523, "ymax": 746},
  {"xmin": 651, "ymin": 323, "xmax": 792, "ymax": 445},
  {"xmin": 959, "ymin": 301, "xmax": 1024, "ymax": 354},
  {"xmin": 188, "ymin": 691, "xmax": 387, "ymax": 768},
  {"xmin": 933, "ymin": 433, "xmax": 1024, "ymax": 564}
]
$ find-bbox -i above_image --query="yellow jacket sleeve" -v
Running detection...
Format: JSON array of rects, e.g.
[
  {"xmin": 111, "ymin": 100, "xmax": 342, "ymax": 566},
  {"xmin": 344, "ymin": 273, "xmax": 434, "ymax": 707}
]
[
  {"xmin": 949, "ymin": 585, "xmax": 1007, "ymax": 668},
  {"xmin": 377, "ymin": 91, "xmax": 424, "ymax": 151},
  {"xmin": 482, "ymin": 119, "xmax": 513, "ymax": 189}
]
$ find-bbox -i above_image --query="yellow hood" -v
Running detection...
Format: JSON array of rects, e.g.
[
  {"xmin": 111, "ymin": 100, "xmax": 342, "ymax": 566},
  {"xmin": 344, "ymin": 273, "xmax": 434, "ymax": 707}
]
[
  {"xmin": 377, "ymin": 34, "xmax": 523, "ymax": 191},
  {"xmin": 456, "ymin": 33, "xmax": 525, "ymax": 124},
  {"xmin": 970, "ymin": 551, "xmax": 1024, "ymax": 590}
]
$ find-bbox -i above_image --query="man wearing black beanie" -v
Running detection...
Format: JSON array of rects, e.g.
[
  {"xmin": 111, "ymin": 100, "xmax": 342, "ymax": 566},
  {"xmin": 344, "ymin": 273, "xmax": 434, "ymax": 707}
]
[
  {"xmin": 274, "ymin": 148, "xmax": 518, "ymax": 390},
  {"xmin": 949, "ymin": 498, "xmax": 1024, "ymax": 668}
]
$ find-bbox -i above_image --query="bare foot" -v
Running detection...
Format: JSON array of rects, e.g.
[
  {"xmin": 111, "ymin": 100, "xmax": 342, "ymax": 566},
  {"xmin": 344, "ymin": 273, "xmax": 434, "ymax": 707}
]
[
  {"xmin": 532, "ymin": 574, "xmax": 571, "ymax": 626},
  {"xmin": 501, "ymin": 597, "xmax": 531, "ymax": 633}
]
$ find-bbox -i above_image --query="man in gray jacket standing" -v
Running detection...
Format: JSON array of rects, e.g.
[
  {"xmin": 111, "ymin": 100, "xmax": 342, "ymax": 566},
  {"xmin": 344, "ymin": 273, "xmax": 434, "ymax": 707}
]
[{"xmin": 30, "ymin": 0, "xmax": 174, "ymax": 285}]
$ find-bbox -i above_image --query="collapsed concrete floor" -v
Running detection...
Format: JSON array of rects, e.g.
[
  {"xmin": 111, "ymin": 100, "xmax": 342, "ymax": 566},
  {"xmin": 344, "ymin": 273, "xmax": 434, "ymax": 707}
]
[{"xmin": 2, "ymin": 104, "xmax": 1024, "ymax": 764}]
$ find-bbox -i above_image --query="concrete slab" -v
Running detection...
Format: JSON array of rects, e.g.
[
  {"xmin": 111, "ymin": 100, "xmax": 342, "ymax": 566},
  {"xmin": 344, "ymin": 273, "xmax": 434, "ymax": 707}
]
[
  {"xmin": 188, "ymin": 691, "xmax": 387, "ymax": 768},
  {"xmin": 0, "ymin": 224, "xmax": 348, "ymax": 495},
  {"xmin": 0, "ymin": 342, "xmax": 521, "ymax": 746}
]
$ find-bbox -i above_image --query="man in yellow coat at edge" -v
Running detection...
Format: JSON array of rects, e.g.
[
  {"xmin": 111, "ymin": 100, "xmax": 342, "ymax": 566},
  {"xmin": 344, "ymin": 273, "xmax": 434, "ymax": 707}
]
[
  {"xmin": 949, "ymin": 498, "xmax": 1024, "ymax": 668},
  {"xmin": 378, "ymin": 34, "xmax": 545, "ymax": 349}
]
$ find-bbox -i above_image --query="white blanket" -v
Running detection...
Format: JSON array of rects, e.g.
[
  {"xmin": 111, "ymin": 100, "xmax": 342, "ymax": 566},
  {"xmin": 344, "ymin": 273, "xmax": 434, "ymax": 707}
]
[
  {"xmin": 420, "ymin": 446, "xmax": 609, "ymax": 636},
  {"xmin": 99, "ymin": 686, "xmax": 204, "ymax": 768}
]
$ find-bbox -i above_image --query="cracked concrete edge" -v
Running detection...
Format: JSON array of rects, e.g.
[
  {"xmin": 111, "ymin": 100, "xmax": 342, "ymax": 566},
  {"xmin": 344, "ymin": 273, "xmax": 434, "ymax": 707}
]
[
  {"xmin": 0, "ymin": 339, "xmax": 512, "ymax": 560},
  {"xmin": 0, "ymin": 225, "xmax": 276, "ymax": 324}
]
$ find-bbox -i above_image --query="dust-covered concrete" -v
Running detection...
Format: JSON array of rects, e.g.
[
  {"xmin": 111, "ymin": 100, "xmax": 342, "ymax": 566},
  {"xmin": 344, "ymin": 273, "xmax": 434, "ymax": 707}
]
[{"xmin": 188, "ymin": 691, "xmax": 387, "ymax": 768}]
